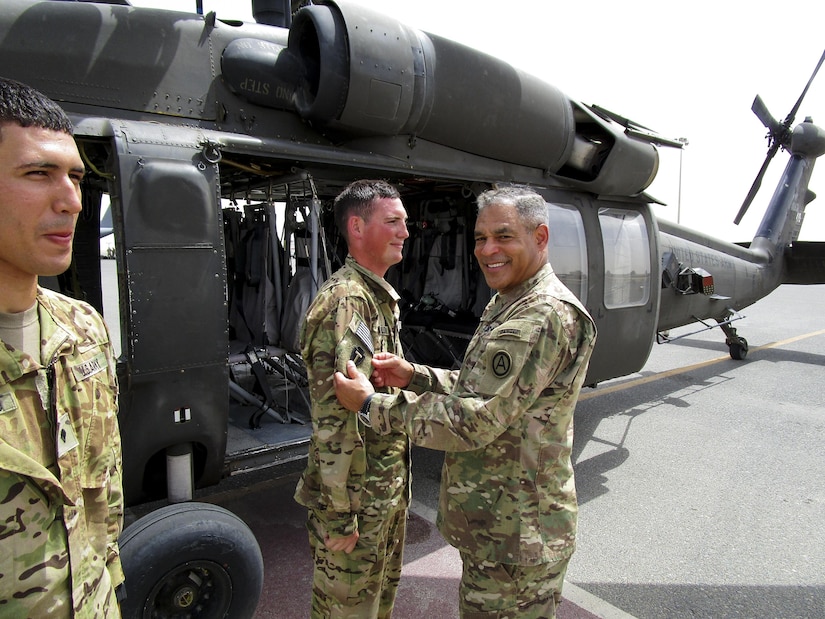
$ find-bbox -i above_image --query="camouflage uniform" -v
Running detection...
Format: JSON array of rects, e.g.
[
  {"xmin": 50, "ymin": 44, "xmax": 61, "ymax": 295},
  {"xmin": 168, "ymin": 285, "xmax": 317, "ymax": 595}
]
[
  {"xmin": 295, "ymin": 256, "xmax": 410, "ymax": 618},
  {"xmin": 0, "ymin": 287, "xmax": 124, "ymax": 618},
  {"xmin": 366, "ymin": 264, "xmax": 596, "ymax": 618}
]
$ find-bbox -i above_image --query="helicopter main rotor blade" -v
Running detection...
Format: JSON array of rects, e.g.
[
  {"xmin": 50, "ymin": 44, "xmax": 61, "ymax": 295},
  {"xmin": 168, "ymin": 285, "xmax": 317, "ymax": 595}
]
[
  {"xmin": 588, "ymin": 103, "xmax": 656, "ymax": 133},
  {"xmin": 625, "ymin": 128, "xmax": 688, "ymax": 149}
]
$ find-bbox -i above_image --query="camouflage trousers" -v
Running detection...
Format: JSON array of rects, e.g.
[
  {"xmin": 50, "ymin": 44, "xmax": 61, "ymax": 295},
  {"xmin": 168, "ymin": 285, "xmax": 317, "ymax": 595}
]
[
  {"xmin": 458, "ymin": 552, "xmax": 571, "ymax": 619},
  {"xmin": 307, "ymin": 507, "xmax": 407, "ymax": 618}
]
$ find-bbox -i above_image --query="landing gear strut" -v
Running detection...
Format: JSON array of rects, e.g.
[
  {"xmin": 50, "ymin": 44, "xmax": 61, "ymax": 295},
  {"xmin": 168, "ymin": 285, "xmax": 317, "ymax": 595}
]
[{"xmin": 718, "ymin": 314, "xmax": 749, "ymax": 360}]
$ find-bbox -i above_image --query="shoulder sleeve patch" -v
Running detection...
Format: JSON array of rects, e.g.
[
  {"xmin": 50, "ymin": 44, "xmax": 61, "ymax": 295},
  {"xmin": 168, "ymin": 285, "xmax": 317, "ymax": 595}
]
[
  {"xmin": 491, "ymin": 350, "xmax": 513, "ymax": 377},
  {"xmin": 469, "ymin": 319, "xmax": 542, "ymax": 398}
]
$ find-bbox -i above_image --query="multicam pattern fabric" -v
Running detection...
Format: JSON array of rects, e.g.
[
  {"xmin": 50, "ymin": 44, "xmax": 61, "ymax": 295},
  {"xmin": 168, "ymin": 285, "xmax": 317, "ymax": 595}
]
[
  {"xmin": 458, "ymin": 551, "xmax": 569, "ymax": 618},
  {"xmin": 294, "ymin": 256, "xmax": 409, "ymax": 617},
  {"xmin": 370, "ymin": 264, "xmax": 596, "ymax": 566},
  {"xmin": 307, "ymin": 507, "xmax": 406, "ymax": 618},
  {"xmin": 0, "ymin": 287, "xmax": 124, "ymax": 618}
]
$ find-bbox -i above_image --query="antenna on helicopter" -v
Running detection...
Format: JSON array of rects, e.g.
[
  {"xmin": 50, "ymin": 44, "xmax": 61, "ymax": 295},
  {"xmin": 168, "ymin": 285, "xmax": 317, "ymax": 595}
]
[{"xmin": 734, "ymin": 49, "xmax": 825, "ymax": 225}]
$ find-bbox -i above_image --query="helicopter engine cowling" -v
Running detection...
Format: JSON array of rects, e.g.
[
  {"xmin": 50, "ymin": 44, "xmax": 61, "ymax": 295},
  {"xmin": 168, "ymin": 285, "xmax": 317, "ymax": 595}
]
[
  {"xmin": 220, "ymin": 0, "xmax": 660, "ymax": 196},
  {"xmin": 287, "ymin": 0, "xmax": 575, "ymax": 174}
]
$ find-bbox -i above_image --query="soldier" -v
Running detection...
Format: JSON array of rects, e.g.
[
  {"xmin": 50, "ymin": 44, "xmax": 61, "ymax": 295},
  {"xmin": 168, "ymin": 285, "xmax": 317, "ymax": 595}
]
[
  {"xmin": 335, "ymin": 186, "xmax": 597, "ymax": 619},
  {"xmin": 294, "ymin": 179, "xmax": 411, "ymax": 618},
  {"xmin": 0, "ymin": 77, "xmax": 124, "ymax": 616}
]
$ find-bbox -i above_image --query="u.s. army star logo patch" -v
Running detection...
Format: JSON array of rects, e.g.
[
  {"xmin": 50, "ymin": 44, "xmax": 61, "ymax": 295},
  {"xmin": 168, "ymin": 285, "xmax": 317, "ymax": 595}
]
[{"xmin": 492, "ymin": 351, "xmax": 512, "ymax": 378}]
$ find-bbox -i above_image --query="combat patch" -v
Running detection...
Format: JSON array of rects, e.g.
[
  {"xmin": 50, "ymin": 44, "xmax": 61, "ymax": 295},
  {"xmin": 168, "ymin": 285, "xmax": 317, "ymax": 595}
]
[{"xmin": 338, "ymin": 315, "xmax": 376, "ymax": 373}]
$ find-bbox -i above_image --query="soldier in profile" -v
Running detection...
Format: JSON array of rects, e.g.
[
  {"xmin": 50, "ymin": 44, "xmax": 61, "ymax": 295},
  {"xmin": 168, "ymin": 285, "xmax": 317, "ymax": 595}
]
[
  {"xmin": 0, "ymin": 77, "xmax": 124, "ymax": 617},
  {"xmin": 335, "ymin": 186, "xmax": 597, "ymax": 619},
  {"xmin": 294, "ymin": 179, "xmax": 411, "ymax": 618}
]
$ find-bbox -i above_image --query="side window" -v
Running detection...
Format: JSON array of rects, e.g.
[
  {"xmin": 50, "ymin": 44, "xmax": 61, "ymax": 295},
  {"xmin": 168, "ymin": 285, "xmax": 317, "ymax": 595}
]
[
  {"xmin": 547, "ymin": 203, "xmax": 587, "ymax": 303},
  {"xmin": 599, "ymin": 208, "xmax": 650, "ymax": 308},
  {"xmin": 100, "ymin": 196, "xmax": 122, "ymax": 358}
]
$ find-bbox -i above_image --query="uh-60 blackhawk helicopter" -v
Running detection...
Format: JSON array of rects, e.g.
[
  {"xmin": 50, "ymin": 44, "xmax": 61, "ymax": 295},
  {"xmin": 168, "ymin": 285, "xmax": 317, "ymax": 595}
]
[{"xmin": 1, "ymin": 0, "xmax": 823, "ymax": 615}]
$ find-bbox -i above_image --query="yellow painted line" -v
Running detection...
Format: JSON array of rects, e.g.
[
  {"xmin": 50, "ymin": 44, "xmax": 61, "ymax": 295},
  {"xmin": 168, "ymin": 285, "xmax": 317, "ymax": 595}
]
[{"xmin": 579, "ymin": 328, "xmax": 825, "ymax": 401}]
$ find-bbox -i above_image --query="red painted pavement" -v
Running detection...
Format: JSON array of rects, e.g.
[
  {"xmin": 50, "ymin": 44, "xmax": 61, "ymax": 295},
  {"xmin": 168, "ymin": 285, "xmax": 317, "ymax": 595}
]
[{"xmin": 209, "ymin": 474, "xmax": 601, "ymax": 618}]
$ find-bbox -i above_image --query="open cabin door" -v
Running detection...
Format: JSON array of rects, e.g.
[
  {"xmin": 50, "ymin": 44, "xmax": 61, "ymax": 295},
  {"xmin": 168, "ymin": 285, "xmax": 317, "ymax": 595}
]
[{"xmin": 112, "ymin": 131, "xmax": 229, "ymax": 503}]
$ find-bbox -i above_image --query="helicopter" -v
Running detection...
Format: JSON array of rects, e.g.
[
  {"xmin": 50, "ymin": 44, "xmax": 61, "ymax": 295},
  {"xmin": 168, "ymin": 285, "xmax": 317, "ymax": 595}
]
[{"xmin": 1, "ymin": 0, "xmax": 823, "ymax": 616}]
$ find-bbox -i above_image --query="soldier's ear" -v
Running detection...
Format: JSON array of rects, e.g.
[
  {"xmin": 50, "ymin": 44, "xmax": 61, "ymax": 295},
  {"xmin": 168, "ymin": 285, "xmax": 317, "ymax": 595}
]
[
  {"xmin": 348, "ymin": 215, "xmax": 364, "ymax": 240},
  {"xmin": 534, "ymin": 223, "xmax": 549, "ymax": 249}
]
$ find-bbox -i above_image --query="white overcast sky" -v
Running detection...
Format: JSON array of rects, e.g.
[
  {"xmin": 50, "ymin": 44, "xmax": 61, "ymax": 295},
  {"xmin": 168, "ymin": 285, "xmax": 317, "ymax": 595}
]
[{"xmin": 129, "ymin": 0, "xmax": 825, "ymax": 242}]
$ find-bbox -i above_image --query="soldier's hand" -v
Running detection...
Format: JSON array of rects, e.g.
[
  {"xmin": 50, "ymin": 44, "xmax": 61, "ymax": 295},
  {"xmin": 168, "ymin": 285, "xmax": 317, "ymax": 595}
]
[
  {"xmin": 371, "ymin": 352, "xmax": 414, "ymax": 388},
  {"xmin": 334, "ymin": 361, "xmax": 375, "ymax": 411},
  {"xmin": 324, "ymin": 531, "xmax": 359, "ymax": 554}
]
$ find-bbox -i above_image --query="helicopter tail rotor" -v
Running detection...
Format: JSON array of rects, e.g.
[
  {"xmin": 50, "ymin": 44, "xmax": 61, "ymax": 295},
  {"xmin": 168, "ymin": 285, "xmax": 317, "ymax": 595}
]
[
  {"xmin": 735, "ymin": 49, "xmax": 825, "ymax": 225},
  {"xmin": 750, "ymin": 94, "xmax": 782, "ymax": 136}
]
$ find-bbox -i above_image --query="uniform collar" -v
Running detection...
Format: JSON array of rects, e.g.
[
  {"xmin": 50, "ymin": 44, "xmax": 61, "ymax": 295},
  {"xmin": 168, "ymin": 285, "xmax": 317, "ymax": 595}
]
[
  {"xmin": 487, "ymin": 263, "xmax": 554, "ymax": 313},
  {"xmin": 0, "ymin": 289, "xmax": 75, "ymax": 389},
  {"xmin": 36, "ymin": 288, "xmax": 76, "ymax": 363},
  {"xmin": 345, "ymin": 255, "xmax": 401, "ymax": 304}
]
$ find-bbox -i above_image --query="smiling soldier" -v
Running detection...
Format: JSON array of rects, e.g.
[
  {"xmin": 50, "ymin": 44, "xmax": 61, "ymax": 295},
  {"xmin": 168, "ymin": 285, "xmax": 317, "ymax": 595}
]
[{"xmin": 334, "ymin": 185, "xmax": 596, "ymax": 619}]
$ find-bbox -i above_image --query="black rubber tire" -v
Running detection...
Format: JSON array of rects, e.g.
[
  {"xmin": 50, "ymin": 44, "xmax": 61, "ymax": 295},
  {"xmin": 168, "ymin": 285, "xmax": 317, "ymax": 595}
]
[
  {"xmin": 119, "ymin": 502, "xmax": 263, "ymax": 619},
  {"xmin": 729, "ymin": 338, "xmax": 749, "ymax": 361}
]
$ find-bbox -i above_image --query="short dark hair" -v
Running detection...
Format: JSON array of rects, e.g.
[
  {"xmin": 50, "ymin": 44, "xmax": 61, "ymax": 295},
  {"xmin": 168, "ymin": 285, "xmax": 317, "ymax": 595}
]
[
  {"xmin": 0, "ymin": 77, "xmax": 74, "ymax": 139},
  {"xmin": 477, "ymin": 185, "xmax": 548, "ymax": 229},
  {"xmin": 334, "ymin": 179, "xmax": 401, "ymax": 242}
]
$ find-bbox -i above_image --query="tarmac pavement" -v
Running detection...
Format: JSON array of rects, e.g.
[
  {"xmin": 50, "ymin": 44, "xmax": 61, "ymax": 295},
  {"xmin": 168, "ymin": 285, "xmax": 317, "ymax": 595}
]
[
  {"xmin": 206, "ymin": 473, "xmax": 622, "ymax": 619},
  {"xmin": 565, "ymin": 284, "xmax": 825, "ymax": 618},
  {"xmin": 132, "ymin": 283, "xmax": 825, "ymax": 618}
]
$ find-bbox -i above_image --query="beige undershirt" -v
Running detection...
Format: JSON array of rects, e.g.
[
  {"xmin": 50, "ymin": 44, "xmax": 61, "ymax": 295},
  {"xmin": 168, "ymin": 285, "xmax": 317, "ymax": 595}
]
[
  {"xmin": 0, "ymin": 302, "xmax": 57, "ymax": 472},
  {"xmin": 0, "ymin": 302, "xmax": 41, "ymax": 361}
]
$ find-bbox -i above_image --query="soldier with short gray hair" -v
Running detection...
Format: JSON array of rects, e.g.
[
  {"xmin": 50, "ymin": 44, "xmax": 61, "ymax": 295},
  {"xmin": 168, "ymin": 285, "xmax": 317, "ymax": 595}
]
[
  {"xmin": 0, "ymin": 77, "xmax": 124, "ymax": 617},
  {"xmin": 335, "ymin": 185, "xmax": 597, "ymax": 618}
]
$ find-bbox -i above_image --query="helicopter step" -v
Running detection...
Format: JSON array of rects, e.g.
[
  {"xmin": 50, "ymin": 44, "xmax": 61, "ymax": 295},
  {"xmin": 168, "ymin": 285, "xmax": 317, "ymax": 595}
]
[{"xmin": 657, "ymin": 309, "xmax": 748, "ymax": 360}]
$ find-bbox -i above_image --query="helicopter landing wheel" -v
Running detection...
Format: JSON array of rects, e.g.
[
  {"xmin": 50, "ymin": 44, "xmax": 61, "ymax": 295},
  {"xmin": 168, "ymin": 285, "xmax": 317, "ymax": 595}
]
[
  {"xmin": 728, "ymin": 337, "xmax": 748, "ymax": 360},
  {"xmin": 119, "ymin": 502, "xmax": 263, "ymax": 619}
]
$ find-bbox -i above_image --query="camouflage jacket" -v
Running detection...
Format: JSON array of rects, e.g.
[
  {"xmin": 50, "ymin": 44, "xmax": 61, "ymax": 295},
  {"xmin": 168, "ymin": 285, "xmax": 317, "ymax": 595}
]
[
  {"xmin": 0, "ymin": 287, "xmax": 124, "ymax": 618},
  {"xmin": 294, "ymin": 257, "xmax": 409, "ymax": 536},
  {"xmin": 369, "ymin": 264, "xmax": 596, "ymax": 564}
]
